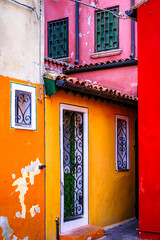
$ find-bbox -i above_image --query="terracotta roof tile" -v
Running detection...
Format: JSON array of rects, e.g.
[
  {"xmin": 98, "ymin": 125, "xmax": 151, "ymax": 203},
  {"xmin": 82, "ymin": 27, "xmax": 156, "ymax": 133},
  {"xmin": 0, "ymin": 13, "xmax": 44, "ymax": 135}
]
[
  {"xmin": 131, "ymin": 0, "xmax": 150, "ymax": 10},
  {"xmin": 43, "ymin": 71, "xmax": 138, "ymax": 105}
]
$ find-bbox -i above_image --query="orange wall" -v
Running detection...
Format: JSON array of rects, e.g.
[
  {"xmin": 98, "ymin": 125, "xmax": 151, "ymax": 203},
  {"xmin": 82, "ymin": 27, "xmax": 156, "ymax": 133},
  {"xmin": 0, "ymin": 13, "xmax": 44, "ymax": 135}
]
[
  {"xmin": 45, "ymin": 89, "xmax": 137, "ymax": 239},
  {"xmin": 0, "ymin": 75, "xmax": 45, "ymax": 239}
]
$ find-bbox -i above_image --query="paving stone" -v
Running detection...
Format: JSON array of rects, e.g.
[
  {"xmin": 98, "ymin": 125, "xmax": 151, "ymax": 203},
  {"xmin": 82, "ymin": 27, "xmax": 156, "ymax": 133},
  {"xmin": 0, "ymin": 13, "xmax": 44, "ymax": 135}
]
[{"xmin": 104, "ymin": 219, "xmax": 142, "ymax": 240}]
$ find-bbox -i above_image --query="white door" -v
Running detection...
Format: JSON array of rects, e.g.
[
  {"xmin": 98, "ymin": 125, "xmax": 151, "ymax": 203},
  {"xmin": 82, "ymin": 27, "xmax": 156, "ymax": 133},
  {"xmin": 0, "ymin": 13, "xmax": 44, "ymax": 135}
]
[{"xmin": 60, "ymin": 104, "xmax": 89, "ymax": 233}]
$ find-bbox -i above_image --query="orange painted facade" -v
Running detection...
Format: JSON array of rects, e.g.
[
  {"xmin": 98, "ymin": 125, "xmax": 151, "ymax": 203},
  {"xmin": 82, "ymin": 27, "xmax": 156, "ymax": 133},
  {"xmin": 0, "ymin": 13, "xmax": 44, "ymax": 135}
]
[
  {"xmin": 0, "ymin": 75, "xmax": 45, "ymax": 239},
  {"xmin": 45, "ymin": 88, "xmax": 137, "ymax": 239}
]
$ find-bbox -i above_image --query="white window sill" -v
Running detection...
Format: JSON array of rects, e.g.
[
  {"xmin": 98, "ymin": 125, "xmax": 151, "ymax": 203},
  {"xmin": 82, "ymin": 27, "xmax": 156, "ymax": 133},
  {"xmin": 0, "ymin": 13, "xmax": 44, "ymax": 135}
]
[
  {"xmin": 57, "ymin": 57, "xmax": 71, "ymax": 63},
  {"xmin": 90, "ymin": 49, "xmax": 122, "ymax": 59}
]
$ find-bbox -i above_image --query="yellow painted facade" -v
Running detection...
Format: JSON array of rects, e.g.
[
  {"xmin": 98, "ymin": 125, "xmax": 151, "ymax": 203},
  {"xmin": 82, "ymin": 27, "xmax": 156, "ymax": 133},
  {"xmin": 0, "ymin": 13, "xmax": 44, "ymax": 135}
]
[{"xmin": 45, "ymin": 89, "xmax": 137, "ymax": 240}]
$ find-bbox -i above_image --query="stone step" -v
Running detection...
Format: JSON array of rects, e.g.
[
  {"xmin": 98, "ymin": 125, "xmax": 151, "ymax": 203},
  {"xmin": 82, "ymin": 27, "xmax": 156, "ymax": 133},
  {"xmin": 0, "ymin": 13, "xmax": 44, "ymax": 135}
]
[{"xmin": 59, "ymin": 224, "xmax": 104, "ymax": 240}]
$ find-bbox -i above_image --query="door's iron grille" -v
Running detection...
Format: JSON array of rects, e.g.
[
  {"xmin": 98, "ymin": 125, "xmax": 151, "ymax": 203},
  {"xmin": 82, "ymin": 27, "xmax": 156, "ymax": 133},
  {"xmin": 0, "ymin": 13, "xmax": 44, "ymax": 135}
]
[
  {"xmin": 63, "ymin": 110, "xmax": 83, "ymax": 221},
  {"xmin": 117, "ymin": 119, "xmax": 127, "ymax": 170},
  {"xmin": 15, "ymin": 90, "xmax": 31, "ymax": 126}
]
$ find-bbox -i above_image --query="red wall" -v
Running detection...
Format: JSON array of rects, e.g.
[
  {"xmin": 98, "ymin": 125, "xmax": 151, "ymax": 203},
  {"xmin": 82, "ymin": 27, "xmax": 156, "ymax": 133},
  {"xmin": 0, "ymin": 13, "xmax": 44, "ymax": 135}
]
[{"xmin": 138, "ymin": 0, "xmax": 160, "ymax": 239}]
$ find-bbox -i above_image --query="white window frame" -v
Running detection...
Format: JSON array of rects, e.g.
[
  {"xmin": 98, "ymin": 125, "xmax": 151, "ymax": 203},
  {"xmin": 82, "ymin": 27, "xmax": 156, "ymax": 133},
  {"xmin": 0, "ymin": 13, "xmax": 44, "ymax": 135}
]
[
  {"xmin": 60, "ymin": 103, "xmax": 89, "ymax": 233},
  {"xmin": 115, "ymin": 114, "xmax": 129, "ymax": 171},
  {"xmin": 11, "ymin": 82, "xmax": 37, "ymax": 130}
]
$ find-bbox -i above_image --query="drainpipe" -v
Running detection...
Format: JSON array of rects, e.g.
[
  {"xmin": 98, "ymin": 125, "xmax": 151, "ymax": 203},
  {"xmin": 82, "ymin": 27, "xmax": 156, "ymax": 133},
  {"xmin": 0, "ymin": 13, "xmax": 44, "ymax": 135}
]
[
  {"xmin": 130, "ymin": 0, "xmax": 135, "ymax": 59},
  {"xmin": 74, "ymin": 0, "xmax": 79, "ymax": 65}
]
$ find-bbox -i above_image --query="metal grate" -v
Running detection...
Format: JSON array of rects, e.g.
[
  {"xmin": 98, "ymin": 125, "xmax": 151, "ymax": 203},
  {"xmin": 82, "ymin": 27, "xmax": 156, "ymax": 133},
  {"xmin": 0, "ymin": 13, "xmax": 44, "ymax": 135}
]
[
  {"xmin": 117, "ymin": 119, "xmax": 127, "ymax": 170},
  {"xmin": 63, "ymin": 110, "xmax": 83, "ymax": 221},
  {"xmin": 15, "ymin": 90, "xmax": 31, "ymax": 126},
  {"xmin": 48, "ymin": 18, "xmax": 68, "ymax": 59},
  {"xmin": 95, "ymin": 6, "xmax": 119, "ymax": 52}
]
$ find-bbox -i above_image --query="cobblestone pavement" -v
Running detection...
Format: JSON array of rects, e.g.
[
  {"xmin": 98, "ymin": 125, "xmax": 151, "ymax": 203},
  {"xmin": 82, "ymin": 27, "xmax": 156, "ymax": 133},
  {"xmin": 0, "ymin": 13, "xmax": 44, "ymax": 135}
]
[{"xmin": 104, "ymin": 219, "xmax": 140, "ymax": 240}]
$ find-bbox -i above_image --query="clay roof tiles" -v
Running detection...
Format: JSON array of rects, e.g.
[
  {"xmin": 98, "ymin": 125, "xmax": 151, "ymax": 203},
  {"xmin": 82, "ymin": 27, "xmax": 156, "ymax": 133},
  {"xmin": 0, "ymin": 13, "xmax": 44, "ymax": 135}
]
[
  {"xmin": 131, "ymin": 0, "xmax": 150, "ymax": 10},
  {"xmin": 43, "ymin": 71, "xmax": 138, "ymax": 105}
]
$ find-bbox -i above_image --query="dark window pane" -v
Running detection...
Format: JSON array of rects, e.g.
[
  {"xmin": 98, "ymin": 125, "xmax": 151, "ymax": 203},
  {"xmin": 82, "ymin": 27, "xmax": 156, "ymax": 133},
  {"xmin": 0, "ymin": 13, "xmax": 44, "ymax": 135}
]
[
  {"xmin": 95, "ymin": 7, "xmax": 119, "ymax": 52},
  {"xmin": 48, "ymin": 18, "xmax": 68, "ymax": 59}
]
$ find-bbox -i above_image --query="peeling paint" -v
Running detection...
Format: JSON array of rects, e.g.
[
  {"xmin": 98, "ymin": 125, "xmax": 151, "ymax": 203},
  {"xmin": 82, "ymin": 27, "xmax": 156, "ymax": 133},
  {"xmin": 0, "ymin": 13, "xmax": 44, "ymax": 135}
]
[
  {"xmin": 83, "ymin": 34, "xmax": 86, "ymax": 36},
  {"xmin": 85, "ymin": 42, "xmax": 88, "ymax": 46},
  {"xmin": 88, "ymin": 16, "xmax": 91, "ymax": 26},
  {"xmin": 87, "ymin": 31, "xmax": 90, "ymax": 34},
  {"xmin": 12, "ymin": 236, "xmax": 18, "ymax": 240},
  {"xmin": 91, "ymin": 2, "xmax": 97, "ymax": 7},
  {"xmin": 0, "ymin": 216, "xmax": 13, "ymax": 240},
  {"xmin": 30, "ymin": 204, "xmax": 40, "ymax": 217},
  {"xmin": 12, "ymin": 174, "xmax": 16, "ymax": 179},
  {"xmin": 79, "ymin": 33, "xmax": 82, "ymax": 37},
  {"xmin": 71, "ymin": 51, "xmax": 74, "ymax": 58},
  {"xmin": 12, "ymin": 158, "xmax": 42, "ymax": 219},
  {"xmin": 79, "ymin": 7, "xmax": 81, "ymax": 12}
]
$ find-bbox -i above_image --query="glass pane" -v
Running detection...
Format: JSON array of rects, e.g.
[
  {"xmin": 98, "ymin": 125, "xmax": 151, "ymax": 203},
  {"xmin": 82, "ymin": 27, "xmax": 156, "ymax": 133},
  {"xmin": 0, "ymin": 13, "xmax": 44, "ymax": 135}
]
[
  {"xmin": 97, "ymin": 32, "xmax": 100, "ymax": 45},
  {"xmin": 97, "ymin": 19, "xmax": 100, "ymax": 32},
  {"xmin": 109, "ymin": 12, "xmax": 113, "ymax": 22},
  {"xmin": 101, "ymin": 38, "xmax": 104, "ymax": 50},
  {"xmin": 113, "ymin": 29, "xmax": 117, "ymax": 42},
  {"xmin": 97, "ymin": 12, "xmax": 100, "ymax": 19},
  {"xmin": 101, "ymin": 25, "xmax": 104, "ymax": 37},
  {"xmin": 114, "ymin": 16, "xmax": 117, "ymax": 28},
  {"xmin": 109, "ymin": 23, "xmax": 113, "ymax": 35},
  {"xmin": 97, "ymin": 45, "xmax": 100, "ymax": 51},
  {"xmin": 109, "ymin": 36, "xmax": 113, "ymax": 48},
  {"xmin": 101, "ymin": 12, "xmax": 104, "ymax": 24},
  {"xmin": 114, "ymin": 42, "xmax": 117, "ymax": 48},
  {"xmin": 105, "ymin": 31, "xmax": 109, "ymax": 43},
  {"xmin": 105, "ymin": 18, "xmax": 108, "ymax": 30}
]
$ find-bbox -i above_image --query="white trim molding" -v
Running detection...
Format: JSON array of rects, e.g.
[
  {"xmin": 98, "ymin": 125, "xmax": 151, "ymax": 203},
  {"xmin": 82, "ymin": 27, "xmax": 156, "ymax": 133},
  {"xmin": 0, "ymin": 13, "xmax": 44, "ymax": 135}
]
[
  {"xmin": 115, "ymin": 114, "xmax": 129, "ymax": 171},
  {"xmin": 60, "ymin": 103, "xmax": 89, "ymax": 233},
  {"xmin": 11, "ymin": 82, "xmax": 37, "ymax": 130},
  {"xmin": 90, "ymin": 49, "xmax": 122, "ymax": 59}
]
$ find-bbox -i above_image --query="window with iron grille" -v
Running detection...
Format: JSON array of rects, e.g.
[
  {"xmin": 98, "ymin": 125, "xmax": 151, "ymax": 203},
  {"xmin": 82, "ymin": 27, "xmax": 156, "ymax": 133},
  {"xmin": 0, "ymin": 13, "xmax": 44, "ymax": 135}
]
[
  {"xmin": 48, "ymin": 18, "xmax": 68, "ymax": 59},
  {"xmin": 95, "ymin": 6, "xmax": 119, "ymax": 52},
  {"xmin": 115, "ymin": 115, "xmax": 129, "ymax": 171},
  {"xmin": 11, "ymin": 83, "xmax": 37, "ymax": 130}
]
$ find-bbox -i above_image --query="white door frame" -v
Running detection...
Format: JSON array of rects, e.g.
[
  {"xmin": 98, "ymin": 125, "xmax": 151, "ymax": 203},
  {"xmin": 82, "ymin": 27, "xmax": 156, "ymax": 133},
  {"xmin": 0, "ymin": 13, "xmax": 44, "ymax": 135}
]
[{"xmin": 60, "ymin": 103, "xmax": 89, "ymax": 233}]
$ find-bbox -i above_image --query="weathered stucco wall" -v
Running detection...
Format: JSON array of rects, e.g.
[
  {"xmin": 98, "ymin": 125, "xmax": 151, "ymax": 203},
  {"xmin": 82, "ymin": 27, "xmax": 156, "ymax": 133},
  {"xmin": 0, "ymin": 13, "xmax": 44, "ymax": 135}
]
[
  {"xmin": 45, "ymin": 0, "xmax": 138, "ymax": 65},
  {"xmin": 0, "ymin": 0, "xmax": 44, "ymax": 83},
  {"xmin": 0, "ymin": 75, "xmax": 45, "ymax": 239},
  {"xmin": 68, "ymin": 65, "xmax": 138, "ymax": 96},
  {"xmin": 45, "ymin": 89, "xmax": 137, "ymax": 240}
]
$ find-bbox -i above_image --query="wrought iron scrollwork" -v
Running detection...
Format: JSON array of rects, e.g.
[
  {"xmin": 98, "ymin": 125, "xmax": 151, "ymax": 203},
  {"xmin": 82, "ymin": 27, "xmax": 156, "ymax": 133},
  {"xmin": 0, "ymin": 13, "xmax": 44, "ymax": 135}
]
[
  {"xmin": 117, "ymin": 119, "xmax": 127, "ymax": 170},
  {"xmin": 63, "ymin": 110, "xmax": 83, "ymax": 220},
  {"xmin": 15, "ymin": 90, "xmax": 31, "ymax": 126}
]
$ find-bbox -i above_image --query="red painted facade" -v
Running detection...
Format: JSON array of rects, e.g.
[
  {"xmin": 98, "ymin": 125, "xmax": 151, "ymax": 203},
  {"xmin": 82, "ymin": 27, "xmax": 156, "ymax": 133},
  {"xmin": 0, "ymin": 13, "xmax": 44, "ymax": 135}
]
[
  {"xmin": 138, "ymin": 0, "xmax": 160, "ymax": 239},
  {"xmin": 45, "ymin": 0, "xmax": 139, "ymax": 96}
]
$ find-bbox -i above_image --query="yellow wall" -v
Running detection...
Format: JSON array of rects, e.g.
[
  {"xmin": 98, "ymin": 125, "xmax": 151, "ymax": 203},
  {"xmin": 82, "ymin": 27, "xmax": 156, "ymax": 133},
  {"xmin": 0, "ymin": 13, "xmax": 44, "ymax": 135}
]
[{"xmin": 45, "ymin": 90, "xmax": 137, "ymax": 240}]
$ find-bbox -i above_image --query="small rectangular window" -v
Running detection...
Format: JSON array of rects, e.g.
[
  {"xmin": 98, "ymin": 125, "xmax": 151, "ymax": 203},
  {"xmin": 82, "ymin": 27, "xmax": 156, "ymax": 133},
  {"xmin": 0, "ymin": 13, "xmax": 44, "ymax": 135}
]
[
  {"xmin": 115, "ymin": 115, "xmax": 129, "ymax": 171},
  {"xmin": 48, "ymin": 18, "xmax": 69, "ymax": 59},
  {"xmin": 11, "ymin": 83, "xmax": 37, "ymax": 130},
  {"xmin": 95, "ymin": 6, "xmax": 119, "ymax": 52}
]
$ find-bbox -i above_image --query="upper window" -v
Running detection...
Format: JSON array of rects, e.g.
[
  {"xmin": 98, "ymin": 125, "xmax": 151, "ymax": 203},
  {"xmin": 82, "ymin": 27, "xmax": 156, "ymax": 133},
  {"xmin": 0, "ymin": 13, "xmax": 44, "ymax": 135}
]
[
  {"xmin": 48, "ymin": 18, "xmax": 69, "ymax": 59},
  {"xmin": 115, "ymin": 115, "xmax": 129, "ymax": 171},
  {"xmin": 11, "ymin": 82, "xmax": 37, "ymax": 130},
  {"xmin": 95, "ymin": 6, "xmax": 119, "ymax": 52}
]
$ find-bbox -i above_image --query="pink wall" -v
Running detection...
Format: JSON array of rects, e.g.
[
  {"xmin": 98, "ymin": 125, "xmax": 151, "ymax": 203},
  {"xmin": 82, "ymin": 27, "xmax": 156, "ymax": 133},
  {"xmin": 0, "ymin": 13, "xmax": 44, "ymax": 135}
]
[
  {"xmin": 45, "ymin": 0, "xmax": 138, "ymax": 66},
  {"xmin": 138, "ymin": 0, "xmax": 160, "ymax": 239},
  {"xmin": 68, "ymin": 65, "xmax": 138, "ymax": 96}
]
